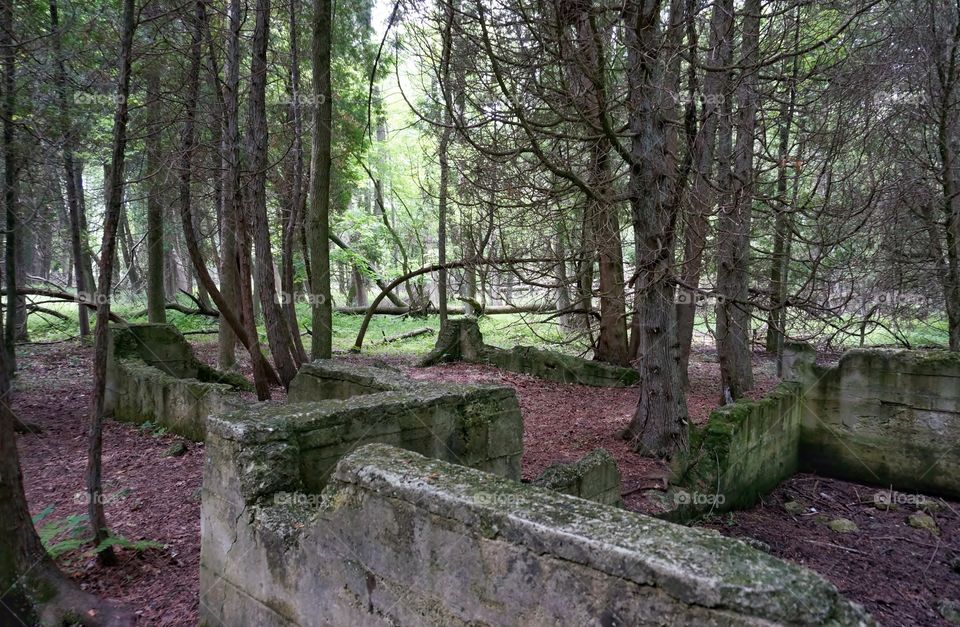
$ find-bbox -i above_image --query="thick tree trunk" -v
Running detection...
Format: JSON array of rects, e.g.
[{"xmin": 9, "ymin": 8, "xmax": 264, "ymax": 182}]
[
  {"xmin": 715, "ymin": 0, "xmax": 760, "ymax": 403},
  {"xmin": 308, "ymin": 0, "xmax": 333, "ymax": 359},
  {"xmin": 622, "ymin": 0, "xmax": 689, "ymax": 459}
]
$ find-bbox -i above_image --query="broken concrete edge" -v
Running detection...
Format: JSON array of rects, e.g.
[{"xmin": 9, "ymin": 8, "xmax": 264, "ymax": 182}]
[
  {"xmin": 665, "ymin": 382, "xmax": 804, "ymax": 522},
  {"xmin": 418, "ymin": 317, "xmax": 639, "ymax": 387},
  {"xmin": 240, "ymin": 443, "xmax": 873, "ymax": 625},
  {"xmin": 287, "ymin": 359, "xmax": 408, "ymax": 402},
  {"xmin": 533, "ymin": 448, "xmax": 623, "ymax": 507}
]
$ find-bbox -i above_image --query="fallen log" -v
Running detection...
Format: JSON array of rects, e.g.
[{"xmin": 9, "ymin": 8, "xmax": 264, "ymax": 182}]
[
  {"xmin": 336, "ymin": 304, "xmax": 554, "ymax": 316},
  {"xmin": 376, "ymin": 327, "xmax": 435, "ymax": 344}
]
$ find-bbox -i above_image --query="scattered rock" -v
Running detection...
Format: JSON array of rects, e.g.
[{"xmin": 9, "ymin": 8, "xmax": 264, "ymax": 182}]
[
  {"xmin": 784, "ymin": 500, "xmax": 805, "ymax": 514},
  {"xmin": 939, "ymin": 600, "xmax": 960, "ymax": 625},
  {"xmin": 908, "ymin": 513, "xmax": 939, "ymax": 535},
  {"xmin": 872, "ymin": 492, "xmax": 898, "ymax": 511},
  {"xmin": 828, "ymin": 518, "xmax": 859, "ymax": 533},
  {"xmin": 919, "ymin": 500, "xmax": 944, "ymax": 514},
  {"xmin": 164, "ymin": 441, "xmax": 189, "ymax": 457},
  {"xmin": 738, "ymin": 537, "xmax": 771, "ymax": 553}
]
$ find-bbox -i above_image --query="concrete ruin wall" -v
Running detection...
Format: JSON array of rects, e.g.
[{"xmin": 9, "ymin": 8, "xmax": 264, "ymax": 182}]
[
  {"xmin": 790, "ymin": 345, "xmax": 960, "ymax": 499},
  {"xmin": 420, "ymin": 318, "xmax": 639, "ymax": 387},
  {"xmin": 200, "ymin": 443, "xmax": 871, "ymax": 627},
  {"xmin": 670, "ymin": 382, "xmax": 804, "ymax": 518},
  {"xmin": 533, "ymin": 448, "xmax": 623, "ymax": 507},
  {"xmin": 105, "ymin": 324, "xmax": 251, "ymax": 441},
  {"xmin": 671, "ymin": 343, "xmax": 960, "ymax": 518},
  {"xmin": 288, "ymin": 360, "xmax": 409, "ymax": 403}
]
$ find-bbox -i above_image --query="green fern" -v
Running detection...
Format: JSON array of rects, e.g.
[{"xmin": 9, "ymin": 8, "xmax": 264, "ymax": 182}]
[{"xmin": 32, "ymin": 506, "xmax": 163, "ymax": 558}]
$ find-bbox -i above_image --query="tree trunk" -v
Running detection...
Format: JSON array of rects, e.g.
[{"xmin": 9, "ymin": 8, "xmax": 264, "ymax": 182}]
[
  {"xmin": 144, "ymin": 20, "xmax": 166, "ymax": 324},
  {"xmin": 622, "ymin": 0, "xmax": 689, "ymax": 459},
  {"xmin": 87, "ymin": 0, "xmax": 137, "ymax": 565},
  {"xmin": 308, "ymin": 0, "xmax": 333, "ymax": 359},
  {"xmin": 676, "ymin": 0, "xmax": 733, "ymax": 383},
  {"xmin": 246, "ymin": 0, "xmax": 299, "ymax": 386},
  {"xmin": 715, "ymin": 0, "xmax": 760, "ymax": 403},
  {"xmin": 2, "ymin": 0, "xmax": 17, "ymax": 370}
]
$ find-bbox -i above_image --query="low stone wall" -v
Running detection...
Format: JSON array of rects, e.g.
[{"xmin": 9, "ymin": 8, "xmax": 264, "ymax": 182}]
[
  {"xmin": 420, "ymin": 318, "xmax": 639, "ymax": 387},
  {"xmin": 105, "ymin": 324, "xmax": 251, "ymax": 441},
  {"xmin": 208, "ymin": 380, "xmax": 523, "ymax": 493},
  {"xmin": 200, "ymin": 443, "xmax": 872, "ymax": 626},
  {"xmin": 533, "ymin": 448, "xmax": 623, "ymax": 507},
  {"xmin": 670, "ymin": 382, "xmax": 804, "ymax": 518},
  {"xmin": 790, "ymin": 346, "xmax": 960, "ymax": 499}
]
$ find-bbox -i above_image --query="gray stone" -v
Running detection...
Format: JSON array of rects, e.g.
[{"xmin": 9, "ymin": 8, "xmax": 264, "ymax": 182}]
[
  {"xmin": 784, "ymin": 500, "xmax": 805, "ymax": 515},
  {"xmin": 164, "ymin": 441, "xmax": 188, "ymax": 457},
  {"xmin": 200, "ymin": 443, "xmax": 875, "ymax": 627},
  {"xmin": 939, "ymin": 599, "xmax": 960, "ymax": 624},
  {"xmin": 907, "ymin": 513, "xmax": 939, "ymax": 535},
  {"xmin": 828, "ymin": 518, "xmax": 859, "ymax": 534}
]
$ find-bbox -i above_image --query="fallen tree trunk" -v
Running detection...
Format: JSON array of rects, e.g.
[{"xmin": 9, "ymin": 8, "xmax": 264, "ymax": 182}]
[
  {"xmin": 351, "ymin": 257, "xmax": 560, "ymax": 353},
  {"xmin": 334, "ymin": 304, "xmax": 554, "ymax": 315},
  {"xmin": 375, "ymin": 327, "xmax": 434, "ymax": 344},
  {"xmin": 3, "ymin": 288, "xmax": 127, "ymax": 323}
]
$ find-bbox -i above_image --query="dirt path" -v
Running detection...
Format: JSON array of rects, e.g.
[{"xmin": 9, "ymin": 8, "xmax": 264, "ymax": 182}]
[{"xmin": 11, "ymin": 340, "xmax": 957, "ymax": 625}]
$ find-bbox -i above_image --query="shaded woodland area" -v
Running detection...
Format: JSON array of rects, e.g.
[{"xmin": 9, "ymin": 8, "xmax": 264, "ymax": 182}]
[{"xmin": 1, "ymin": 0, "xmax": 959, "ymax": 624}]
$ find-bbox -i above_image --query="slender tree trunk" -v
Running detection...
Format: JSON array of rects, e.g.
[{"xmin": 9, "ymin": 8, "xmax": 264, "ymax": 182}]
[
  {"xmin": 281, "ymin": 0, "xmax": 308, "ymax": 362},
  {"xmin": 2, "ymin": 0, "xmax": 17, "ymax": 370},
  {"xmin": 246, "ymin": 0, "xmax": 298, "ymax": 386},
  {"xmin": 676, "ymin": 0, "xmax": 733, "ymax": 382},
  {"xmin": 437, "ymin": 0, "xmax": 456, "ymax": 326},
  {"xmin": 144, "ymin": 21, "xmax": 166, "ymax": 323},
  {"xmin": 87, "ymin": 0, "xmax": 138, "ymax": 565},
  {"xmin": 308, "ymin": 0, "xmax": 333, "ymax": 359},
  {"xmin": 716, "ymin": 0, "xmax": 760, "ymax": 403}
]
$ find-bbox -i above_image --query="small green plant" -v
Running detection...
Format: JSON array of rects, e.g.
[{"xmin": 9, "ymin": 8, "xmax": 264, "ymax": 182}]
[{"xmin": 32, "ymin": 506, "xmax": 164, "ymax": 559}]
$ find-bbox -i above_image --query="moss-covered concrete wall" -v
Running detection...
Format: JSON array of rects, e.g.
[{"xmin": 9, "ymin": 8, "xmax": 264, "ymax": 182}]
[
  {"xmin": 419, "ymin": 317, "xmax": 639, "ymax": 387},
  {"xmin": 533, "ymin": 448, "xmax": 623, "ymax": 507},
  {"xmin": 670, "ymin": 383, "xmax": 804, "ymax": 519},
  {"xmin": 793, "ymin": 348, "xmax": 960, "ymax": 499},
  {"xmin": 200, "ymin": 443, "xmax": 872, "ymax": 626},
  {"xmin": 105, "ymin": 324, "xmax": 251, "ymax": 441}
]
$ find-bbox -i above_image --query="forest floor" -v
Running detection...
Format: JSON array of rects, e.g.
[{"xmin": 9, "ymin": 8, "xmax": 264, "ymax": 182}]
[{"xmin": 11, "ymin": 339, "xmax": 959, "ymax": 626}]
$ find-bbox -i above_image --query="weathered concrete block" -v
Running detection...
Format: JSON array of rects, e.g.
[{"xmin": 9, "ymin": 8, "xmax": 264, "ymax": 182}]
[
  {"xmin": 534, "ymin": 448, "xmax": 623, "ymax": 507},
  {"xmin": 419, "ymin": 317, "xmax": 639, "ymax": 387},
  {"xmin": 200, "ymin": 443, "xmax": 873, "ymax": 627},
  {"xmin": 288, "ymin": 360, "xmax": 406, "ymax": 402},
  {"xmin": 105, "ymin": 324, "xmax": 251, "ymax": 441},
  {"xmin": 799, "ymin": 349, "xmax": 960, "ymax": 498}
]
